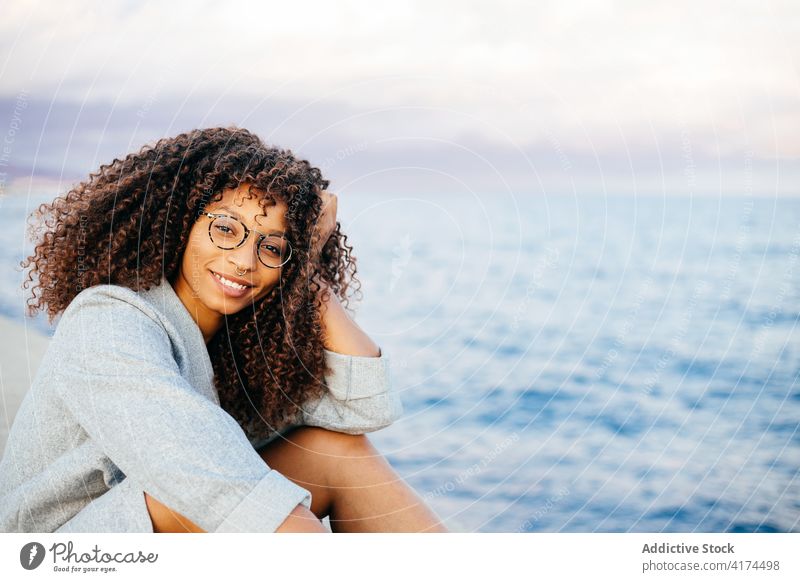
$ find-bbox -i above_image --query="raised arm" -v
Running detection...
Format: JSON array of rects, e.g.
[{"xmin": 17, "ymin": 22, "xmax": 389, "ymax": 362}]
[
  {"xmin": 299, "ymin": 277, "xmax": 403, "ymax": 433},
  {"xmin": 314, "ymin": 274, "xmax": 381, "ymax": 358}
]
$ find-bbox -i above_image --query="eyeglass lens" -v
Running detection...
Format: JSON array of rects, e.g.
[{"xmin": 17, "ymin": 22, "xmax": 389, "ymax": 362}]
[{"xmin": 209, "ymin": 215, "xmax": 291, "ymax": 268}]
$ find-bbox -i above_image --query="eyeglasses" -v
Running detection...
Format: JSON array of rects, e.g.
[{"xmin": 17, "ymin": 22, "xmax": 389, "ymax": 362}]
[{"xmin": 201, "ymin": 212, "xmax": 293, "ymax": 269}]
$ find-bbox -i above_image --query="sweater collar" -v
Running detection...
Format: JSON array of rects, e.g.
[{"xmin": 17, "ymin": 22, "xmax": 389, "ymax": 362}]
[
  {"xmin": 139, "ymin": 276, "xmax": 203, "ymax": 339},
  {"xmin": 137, "ymin": 276, "xmax": 219, "ymax": 405}
]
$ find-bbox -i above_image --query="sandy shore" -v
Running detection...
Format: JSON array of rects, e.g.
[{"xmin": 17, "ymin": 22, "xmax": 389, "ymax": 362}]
[{"xmin": 0, "ymin": 316, "xmax": 50, "ymax": 454}]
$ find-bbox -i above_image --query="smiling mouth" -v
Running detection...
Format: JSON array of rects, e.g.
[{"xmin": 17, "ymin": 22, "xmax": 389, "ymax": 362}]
[{"xmin": 210, "ymin": 271, "xmax": 253, "ymax": 291}]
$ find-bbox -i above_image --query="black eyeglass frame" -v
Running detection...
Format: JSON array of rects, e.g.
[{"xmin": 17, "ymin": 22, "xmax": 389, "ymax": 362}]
[{"xmin": 201, "ymin": 212, "xmax": 293, "ymax": 269}]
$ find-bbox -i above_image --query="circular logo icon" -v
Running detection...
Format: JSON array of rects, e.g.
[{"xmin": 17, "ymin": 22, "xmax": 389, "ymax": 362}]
[{"xmin": 20, "ymin": 542, "xmax": 46, "ymax": 570}]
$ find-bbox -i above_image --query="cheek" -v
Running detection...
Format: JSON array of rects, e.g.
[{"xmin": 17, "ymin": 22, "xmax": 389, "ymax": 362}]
[
  {"xmin": 256, "ymin": 273, "xmax": 282, "ymax": 299},
  {"xmin": 182, "ymin": 236, "xmax": 214, "ymax": 277}
]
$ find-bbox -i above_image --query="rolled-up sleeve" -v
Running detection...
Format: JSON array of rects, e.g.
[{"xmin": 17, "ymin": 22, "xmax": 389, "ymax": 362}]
[
  {"xmin": 300, "ymin": 348, "xmax": 404, "ymax": 434},
  {"xmin": 52, "ymin": 289, "xmax": 311, "ymax": 533}
]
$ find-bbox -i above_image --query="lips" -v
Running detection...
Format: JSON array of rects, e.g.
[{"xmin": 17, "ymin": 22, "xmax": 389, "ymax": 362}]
[
  {"xmin": 210, "ymin": 271, "xmax": 253, "ymax": 288},
  {"xmin": 209, "ymin": 270, "xmax": 253, "ymax": 298}
]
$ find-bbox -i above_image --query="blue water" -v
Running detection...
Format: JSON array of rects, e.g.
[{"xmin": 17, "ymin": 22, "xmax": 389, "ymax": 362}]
[{"xmin": 2, "ymin": 187, "xmax": 798, "ymax": 532}]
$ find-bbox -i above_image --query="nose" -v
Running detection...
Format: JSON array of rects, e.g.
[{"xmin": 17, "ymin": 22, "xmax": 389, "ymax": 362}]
[{"xmin": 225, "ymin": 236, "xmax": 260, "ymax": 273}]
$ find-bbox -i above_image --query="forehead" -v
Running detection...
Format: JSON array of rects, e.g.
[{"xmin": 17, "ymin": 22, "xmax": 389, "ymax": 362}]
[{"xmin": 209, "ymin": 185, "xmax": 288, "ymax": 228}]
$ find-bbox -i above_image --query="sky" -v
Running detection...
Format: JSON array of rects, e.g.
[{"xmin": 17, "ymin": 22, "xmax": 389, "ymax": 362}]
[{"xmin": 0, "ymin": 0, "xmax": 798, "ymax": 196}]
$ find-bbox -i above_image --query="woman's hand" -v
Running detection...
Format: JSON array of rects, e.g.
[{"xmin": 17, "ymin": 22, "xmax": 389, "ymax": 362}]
[{"xmin": 309, "ymin": 188, "xmax": 337, "ymax": 265}]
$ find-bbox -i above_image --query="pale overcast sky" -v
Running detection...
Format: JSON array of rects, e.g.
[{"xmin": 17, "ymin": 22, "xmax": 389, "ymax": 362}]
[{"xmin": 1, "ymin": 0, "xmax": 798, "ymax": 195}]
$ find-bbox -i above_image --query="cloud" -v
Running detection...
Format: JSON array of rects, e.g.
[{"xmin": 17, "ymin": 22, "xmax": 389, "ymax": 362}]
[{"xmin": 0, "ymin": 0, "xmax": 797, "ymax": 195}]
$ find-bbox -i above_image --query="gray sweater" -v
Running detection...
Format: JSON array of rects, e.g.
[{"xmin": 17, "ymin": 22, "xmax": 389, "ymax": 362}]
[{"xmin": 0, "ymin": 277, "xmax": 402, "ymax": 532}]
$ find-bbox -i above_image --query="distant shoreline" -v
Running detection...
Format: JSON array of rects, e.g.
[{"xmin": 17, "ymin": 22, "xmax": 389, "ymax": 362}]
[{"xmin": 0, "ymin": 174, "xmax": 78, "ymax": 199}]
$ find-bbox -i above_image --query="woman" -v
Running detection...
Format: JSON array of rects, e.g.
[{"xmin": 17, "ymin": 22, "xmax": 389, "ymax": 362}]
[{"xmin": 0, "ymin": 126, "xmax": 446, "ymax": 533}]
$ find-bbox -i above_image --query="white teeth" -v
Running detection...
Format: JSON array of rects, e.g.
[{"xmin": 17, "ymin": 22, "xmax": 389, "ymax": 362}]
[{"xmin": 213, "ymin": 272, "xmax": 248, "ymax": 290}]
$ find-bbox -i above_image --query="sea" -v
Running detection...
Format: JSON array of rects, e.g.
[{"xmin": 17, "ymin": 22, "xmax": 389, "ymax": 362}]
[{"xmin": 1, "ymin": 185, "xmax": 798, "ymax": 533}]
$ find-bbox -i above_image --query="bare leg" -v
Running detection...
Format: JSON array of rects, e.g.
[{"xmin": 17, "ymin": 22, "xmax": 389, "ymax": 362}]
[
  {"xmin": 143, "ymin": 426, "xmax": 447, "ymax": 533},
  {"xmin": 259, "ymin": 426, "xmax": 447, "ymax": 533}
]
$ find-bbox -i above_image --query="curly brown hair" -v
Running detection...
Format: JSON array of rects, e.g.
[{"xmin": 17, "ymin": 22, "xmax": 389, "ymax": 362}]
[{"xmin": 20, "ymin": 126, "xmax": 362, "ymax": 442}]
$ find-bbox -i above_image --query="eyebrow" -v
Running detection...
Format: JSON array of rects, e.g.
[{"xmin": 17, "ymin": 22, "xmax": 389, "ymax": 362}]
[{"xmin": 212, "ymin": 205, "xmax": 287, "ymax": 238}]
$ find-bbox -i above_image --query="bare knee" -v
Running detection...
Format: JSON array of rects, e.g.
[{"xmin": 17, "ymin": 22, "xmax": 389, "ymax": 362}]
[{"xmin": 286, "ymin": 426, "xmax": 376, "ymax": 461}]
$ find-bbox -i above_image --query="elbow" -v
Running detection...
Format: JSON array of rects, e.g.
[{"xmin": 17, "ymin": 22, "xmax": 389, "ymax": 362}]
[
  {"xmin": 367, "ymin": 390, "xmax": 404, "ymax": 432},
  {"xmin": 338, "ymin": 391, "xmax": 405, "ymax": 435},
  {"xmin": 302, "ymin": 388, "xmax": 405, "ymax": 435}
]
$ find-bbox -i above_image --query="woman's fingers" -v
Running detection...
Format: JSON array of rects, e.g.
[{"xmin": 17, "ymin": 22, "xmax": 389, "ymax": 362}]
[
  {"xmin": 319, "ymin": 189, "xmax": 338, "ymax": 233},
  {"xmin": 311, "ymin": 189, "xmax": 338, "ymax": 261}
]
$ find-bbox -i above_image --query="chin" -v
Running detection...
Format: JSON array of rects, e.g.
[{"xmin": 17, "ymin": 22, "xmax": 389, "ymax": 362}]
[{"xmin": 210, "ymin": 289, "xmax": 252, "ymax": 309}]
